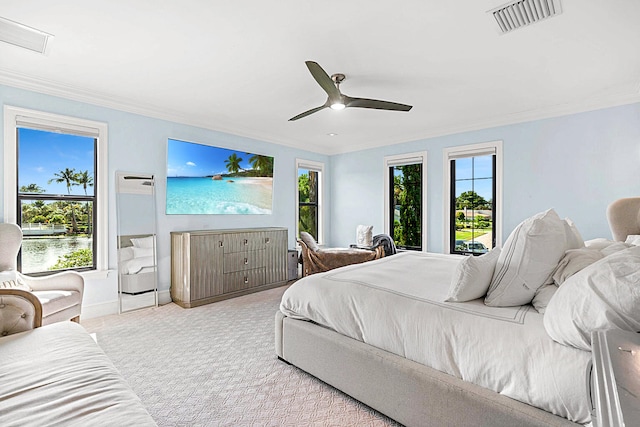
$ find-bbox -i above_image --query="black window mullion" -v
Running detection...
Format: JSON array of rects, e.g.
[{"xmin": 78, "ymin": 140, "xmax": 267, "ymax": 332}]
[{"xmin": 450, "ymin": 160, "xmax": 457, "ymax": 254}]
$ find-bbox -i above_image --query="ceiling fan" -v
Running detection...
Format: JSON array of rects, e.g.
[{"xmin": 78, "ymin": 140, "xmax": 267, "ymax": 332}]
[{"xmin": 288, "ymin": 61, "xmax": 413, "ymax": 121}]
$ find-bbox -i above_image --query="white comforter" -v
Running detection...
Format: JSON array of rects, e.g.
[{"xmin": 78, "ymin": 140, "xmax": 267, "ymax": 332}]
[
  {"xmin": 0, "ymin": 322, "xmax": 156, "ymax": 426},
  {"xmin": 280, "ymin": 252, "xmax": 591, "ymax": 424}
]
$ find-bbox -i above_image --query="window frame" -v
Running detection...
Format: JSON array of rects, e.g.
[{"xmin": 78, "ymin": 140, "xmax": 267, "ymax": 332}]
[
  {"xmin": 443, "ymin": 140, "xmax": 503, "ymax": 255},
  {"xmin": 295, "ymin": 158, "xmax": 324, "ymax": 245},
  {"xmin": 383, "ymin": 151, "xmax": 428, "ymax": 252},
  {"xmin": 3, "ymin": 106, "xmax": 108, "ymax": 277}
]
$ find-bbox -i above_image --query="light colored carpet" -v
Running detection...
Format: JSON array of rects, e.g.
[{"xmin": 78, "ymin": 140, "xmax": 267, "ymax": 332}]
[{"xmin": 82, "ymin": 285, "xmax": 402, "ymax": 426}]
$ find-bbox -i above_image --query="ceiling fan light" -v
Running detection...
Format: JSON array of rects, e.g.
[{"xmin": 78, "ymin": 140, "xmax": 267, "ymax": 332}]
[{"xmin": 330, "ymin": 102, "xmax": 345, "ymax": 110}]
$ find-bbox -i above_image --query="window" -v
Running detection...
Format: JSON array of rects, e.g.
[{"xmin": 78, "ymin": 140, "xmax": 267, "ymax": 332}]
[
  {"xmin": 384, "ymin": 152, "xmax": 427, "ymax": 251},
  {"xmin": 4, "ymin": 106, "xmax": 108, "ymax": 275},
  {"xmin": 444, "ymin": 141, "xmax": 502, "ymax": 255},
  {"xmin": 296, "ymin": 159, "xmax": 324, "ymax": 243}
]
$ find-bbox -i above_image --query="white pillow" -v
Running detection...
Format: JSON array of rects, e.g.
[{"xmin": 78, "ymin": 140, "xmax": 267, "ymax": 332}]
[
  {"xmin": 563, "ymin": 218, "xmax": 584, "ymax": 249},
  {"xmin": 120, "ymin": 257, "xmax": 156, "ymax": 274},
  {"xmin": 485, "ymin": 209, "xmax": 568, "ymax": 307},
  {"xmin": 130, "ymin": 235, "xmax": 155, "ymax": 249},
  {"xmin": 625, "ymin": 235, "xmax": 640, "ymax": 246},
  {"xmin": 600, "ymin": 241, "xmax": 632, "ymax": 256},
  {"xmin": 446, "ymin": 248, "xmax": 501, "ymax": 302},
  {"xmin": 551, "ymin": 247, "xmax": 604, "ymax": 286},
  {"xmin": 585, "ymin": 238, "xmax": 621, "ymax": 250},
  {"xmin": 299, "ymin": 232, "xmax": 320, "ymax": 252},
  {"xmin": 119, "ymin": 247, "xmax": 135, "ymax": 262},
  {"xmin": 132, "ymin": 247, "xmax": 154, "ymax": 258},
  {"xmin": 356, "ymin": 225, "xmax": 373, "ymax": 247},
  {"xmin": 543, "ymin": 245, "xmax": 640, "ymax": 351},
  {"xmin": 531, "ymin": 284, "xmax": 557, "ymax": 314}
]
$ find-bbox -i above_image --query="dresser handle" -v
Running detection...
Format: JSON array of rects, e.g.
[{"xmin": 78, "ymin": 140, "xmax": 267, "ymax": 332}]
[
  {"xmin": 244, "ymin": 276, "xmax": 249, "ymax": 284},
  {"xmin": 219, "ymin": 241, "xmax": 223, "ymax": 247},
  {"xmin": 265, "ymin": 237, "xmax": 271, "ymax": 244},
  {"xmin": 618, "ymin": 347, "xmax": 635, "ymax": 355},
  {"xmin": 244, "ymin": 258, "xmax": 249, "ymax": 265},
  {"xmin": 243, "ymin": 239, "xmax": 248, "ymax": 246}
]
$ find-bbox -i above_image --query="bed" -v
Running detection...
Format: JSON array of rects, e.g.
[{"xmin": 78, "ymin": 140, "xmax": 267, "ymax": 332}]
[
  {"xmin": 275, "ymin": 200, "xmax": 640, "ymax": 427},
  {"xmin": 118, "ymin": 234, "xmax": 157, "ymax": 294},
  {"xmin": 0, "ymin": 312, "xmax": 156, "ymax": 426}
]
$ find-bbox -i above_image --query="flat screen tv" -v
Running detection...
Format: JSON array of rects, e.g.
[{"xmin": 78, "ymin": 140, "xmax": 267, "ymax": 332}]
[{"xmin": 166, "ymin": 139, "xmax": 274, "ymax": 215}]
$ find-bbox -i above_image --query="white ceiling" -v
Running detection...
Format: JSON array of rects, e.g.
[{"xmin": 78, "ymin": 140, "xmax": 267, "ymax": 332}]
[{"xmin": 1, "ymin": 1, "xmax": 639, "ymax": 155}]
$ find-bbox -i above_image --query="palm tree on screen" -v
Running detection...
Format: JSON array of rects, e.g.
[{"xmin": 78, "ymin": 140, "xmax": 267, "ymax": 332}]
[
  {"xmin": 248, "ymin": 154, "xmax": 273, "ymax": 176},
  {"xmin": 224, "ymin": 154, "xmax": 244, "ymax": 175}
]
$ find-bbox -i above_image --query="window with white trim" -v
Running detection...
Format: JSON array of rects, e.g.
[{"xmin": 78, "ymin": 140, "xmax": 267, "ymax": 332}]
[
  {"xmin": 4, "ymin": 106, "xmax": 108, "ymax": 275},
  {"xmin": 296, "ymin": 159, "xmax": 324, "ymax": 244},
  {"xmin": 384, "ymin": 152, "xmax": 428, "ymax": 251},
  {"xmin": 444, "ymin": 141, "xmax": 502, "ymax": 255}
]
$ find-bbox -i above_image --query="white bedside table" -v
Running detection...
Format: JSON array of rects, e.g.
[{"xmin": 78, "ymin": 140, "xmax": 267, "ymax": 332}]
[{"xmin": 591, "ymin": 329, "xmax": 640, "ymax": 427}]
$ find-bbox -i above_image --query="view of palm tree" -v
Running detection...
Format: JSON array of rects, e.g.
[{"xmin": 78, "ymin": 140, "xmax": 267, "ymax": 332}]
[{"xmin": 224, "ymin": 153, "xmax": 244, "ymax": 174}]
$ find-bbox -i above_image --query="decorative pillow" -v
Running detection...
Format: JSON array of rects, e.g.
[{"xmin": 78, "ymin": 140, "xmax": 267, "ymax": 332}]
[
  {"xmin": 445, "ymin": 248, "xmax": 501, "ymax": 302},
  {"xmin": 543, "ymin": 245, "xmax": 640, "ymax": 351},
  {"xmin": 0, "ymin": 270, "xmax": 31, "ymax": 291},
  {"xmin": 551, "ymin": 247, "xmax": 604, "ymax": 286},
  {"xmin": 299, "ymin": 232, "xmax": 320, "ymax": 252},
  {"xmin": 531, "ymin": 284, "xmax": 557, "ymax": 314},
  {"xmin": 132, "ymin": 247, "xmax": 154, "ymax": 258},
  {"xmin": 485, "ymin": 209, "xmax": 568, "ymax": 307},
  {"xmin": 356, "ymin": 225, "xmax": 373, "ymax": 247},
  {"xmin": 625, "ymin": 235, "xmax": 640, "ymax": 246},
  {"xmin": 130, "ymin": 235, "xmax": 155, "ymax": 248}
]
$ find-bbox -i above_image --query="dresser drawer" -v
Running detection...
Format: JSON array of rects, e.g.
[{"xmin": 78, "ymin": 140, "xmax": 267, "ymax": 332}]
[
  {"xmin": 223, "ymin": 250, "xmax": 266, "ymax": 272},
  {"xmin": 223, "ymin": 268, "xmax": 266, "ymax": 293},
  {"xmin": 223, "ymin": 233, "xmax": 266, "ymax": 253}
]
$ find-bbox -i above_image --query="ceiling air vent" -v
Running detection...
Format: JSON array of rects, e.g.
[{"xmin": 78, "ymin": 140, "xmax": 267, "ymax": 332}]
[
  {"xmin": 0, "ymin": 16, "xmax": 53, "ymax": 54},
  {"xmin": 489, "ymin": 0, "xmax": 562, "ymax": 34}
]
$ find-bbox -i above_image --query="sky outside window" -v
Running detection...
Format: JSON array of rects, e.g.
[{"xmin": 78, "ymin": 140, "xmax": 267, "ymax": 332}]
[{"xmin": 18, "ymin": 128, "xmax": 95, "ymax": 195}]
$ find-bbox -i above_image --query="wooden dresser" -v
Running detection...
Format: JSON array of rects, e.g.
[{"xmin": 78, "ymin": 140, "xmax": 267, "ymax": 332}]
[{"xmin": 170, "ymin": 227, "xmax": 288, "ymax": 308}]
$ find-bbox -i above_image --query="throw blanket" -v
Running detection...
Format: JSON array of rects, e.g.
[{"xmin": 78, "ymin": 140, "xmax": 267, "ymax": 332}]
[
  {"xmin": 299, "ymin": 240, "xmax": 384, "ymax": 276},
  {"xmin": 373, "ymin": 234, "xmax": 397, "ymax": 256}
]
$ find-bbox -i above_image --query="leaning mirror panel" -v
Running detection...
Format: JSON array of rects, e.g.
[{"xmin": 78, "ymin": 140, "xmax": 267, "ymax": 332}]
[{"xmin": 115, "ymin": 172, "xmax": 158, "ymax": 313}]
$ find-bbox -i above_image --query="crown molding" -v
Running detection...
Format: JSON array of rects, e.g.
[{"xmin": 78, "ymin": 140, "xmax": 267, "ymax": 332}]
[
  {"xmin": 1, "ymin": 68, "xmax": 639, "ymax": 157},
  {"xmin": 329, "ymin": 90, "xmax": 640, "ymax": 155}
]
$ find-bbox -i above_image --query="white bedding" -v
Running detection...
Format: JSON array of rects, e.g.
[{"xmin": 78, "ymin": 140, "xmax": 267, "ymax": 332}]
[
  {"xmin": 280, "ymin": 251, "xmax": 592, "ymax": 424},
  {"xmin": 0, "ymin": 321, "xmax": 156, "ymax": 426}
]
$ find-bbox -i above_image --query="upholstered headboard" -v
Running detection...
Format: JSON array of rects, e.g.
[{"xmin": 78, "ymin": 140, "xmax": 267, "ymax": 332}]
[{"xmin": 606, "ymin": 197, "xmax": 640, "ymax": 241}]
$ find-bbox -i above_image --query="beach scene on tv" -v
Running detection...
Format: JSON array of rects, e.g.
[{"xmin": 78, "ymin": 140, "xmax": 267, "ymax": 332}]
[{"xmin": 166, "ymin": 139, "xmax": 274, "ymax": 215}]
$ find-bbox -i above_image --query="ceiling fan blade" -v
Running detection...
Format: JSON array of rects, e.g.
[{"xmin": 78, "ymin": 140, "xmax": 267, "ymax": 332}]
[
  {"xmin": 288, "ymin": 104, "xmax": 328, "ymax": 121},
  {"xmin": 305, "ymin": 61, "xmax": 341, "ymax": 99},
  {"xmin": 345, "ymin": 96, "xmax": 412, "ymax": 112}
]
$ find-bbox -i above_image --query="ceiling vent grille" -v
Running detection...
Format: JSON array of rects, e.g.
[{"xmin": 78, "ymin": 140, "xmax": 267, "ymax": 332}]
[
  {"xmin": 489, "ymin": 0, "xmax": 562, "ymax": 34},
  {"xmin": 0, "ymin": 17, "xmax": 53, "ymax": 54}
]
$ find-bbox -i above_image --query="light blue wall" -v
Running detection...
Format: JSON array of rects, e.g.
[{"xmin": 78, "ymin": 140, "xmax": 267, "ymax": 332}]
[
  {"xmin": 0, "ymin": 84, "xmax": 330, "ymax": 311},
  {"xmin": 329, "ymin": 103, "xmax": 640, "ymax": 252},
  {"xmin": 3, "ymin": 82, "xmax": 639, "ymax": 314}
]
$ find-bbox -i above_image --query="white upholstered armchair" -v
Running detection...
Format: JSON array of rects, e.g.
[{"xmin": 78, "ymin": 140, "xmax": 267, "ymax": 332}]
[{"xmin": 0, "ymin": 223, "xmax": 84, "ymax": 326}]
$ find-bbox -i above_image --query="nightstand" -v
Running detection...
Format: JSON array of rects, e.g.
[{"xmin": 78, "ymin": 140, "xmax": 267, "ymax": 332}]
[{"xmin": 590, "ymin": 329, "xmax": 640, "ymax": 427}]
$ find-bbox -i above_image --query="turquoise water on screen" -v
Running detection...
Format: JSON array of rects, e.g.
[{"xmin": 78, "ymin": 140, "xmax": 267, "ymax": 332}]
[{"xmin": 166, "ymin": 177, "xmax": 273, "ymax": 214}]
